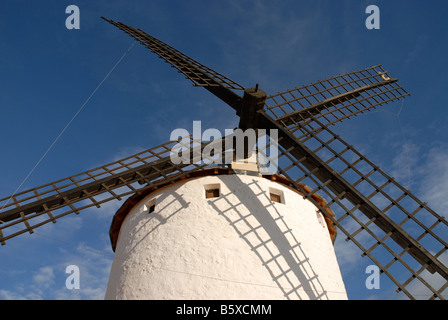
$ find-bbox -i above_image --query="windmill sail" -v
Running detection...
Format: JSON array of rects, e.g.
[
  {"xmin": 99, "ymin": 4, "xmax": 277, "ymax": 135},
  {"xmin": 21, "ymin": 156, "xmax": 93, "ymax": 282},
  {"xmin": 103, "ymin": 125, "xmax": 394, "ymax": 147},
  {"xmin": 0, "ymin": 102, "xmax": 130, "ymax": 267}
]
[
  {"xmin": 256, "ymin": 110, "xmax": 448, "ymax": 299},
  {"xmin": 266, "ymin": 64, "xmax": 410, "ymax": 128},
  {"xmin": 0, "ymin": 136, "xmax": 232, "ymax": 245},
  {"xmin": 101, "ymin": 17, "xmax": 244, "ymax": 113}
]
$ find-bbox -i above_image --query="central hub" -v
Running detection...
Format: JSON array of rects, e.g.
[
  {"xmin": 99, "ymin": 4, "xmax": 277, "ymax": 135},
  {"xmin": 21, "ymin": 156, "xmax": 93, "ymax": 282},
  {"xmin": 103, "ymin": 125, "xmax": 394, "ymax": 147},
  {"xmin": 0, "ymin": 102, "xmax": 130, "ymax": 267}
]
[
  {"xmin": 236, "ymin": 86, "xmax": 268, "ymax": 160},
  {"xmin": 238, "ymin": 86, "xmax": 267, "ymax": 131}
]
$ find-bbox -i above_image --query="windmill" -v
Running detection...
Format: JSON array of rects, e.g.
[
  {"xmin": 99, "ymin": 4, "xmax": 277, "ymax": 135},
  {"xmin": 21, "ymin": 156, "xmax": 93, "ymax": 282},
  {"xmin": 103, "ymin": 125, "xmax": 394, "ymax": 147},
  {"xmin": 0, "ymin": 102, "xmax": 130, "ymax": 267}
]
[{"xmin": 0, "ymin": 17, "xmax": 447, "ymax": 300}]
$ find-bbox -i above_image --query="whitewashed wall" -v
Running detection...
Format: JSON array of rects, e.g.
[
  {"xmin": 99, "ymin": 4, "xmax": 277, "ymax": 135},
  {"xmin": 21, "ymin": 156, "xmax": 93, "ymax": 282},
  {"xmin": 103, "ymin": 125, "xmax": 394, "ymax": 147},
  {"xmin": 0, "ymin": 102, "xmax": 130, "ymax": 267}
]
[{"xmin": 105, "ymin": 174, "xmax": 347, "ymax": 300}]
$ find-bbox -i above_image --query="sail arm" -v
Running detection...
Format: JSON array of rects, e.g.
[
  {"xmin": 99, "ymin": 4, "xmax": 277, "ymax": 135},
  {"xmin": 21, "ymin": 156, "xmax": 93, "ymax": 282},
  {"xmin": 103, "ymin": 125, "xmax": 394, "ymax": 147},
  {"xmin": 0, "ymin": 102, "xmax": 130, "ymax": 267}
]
[
  {"xmin": 0, "ymin": 135, "xmax": 233, "ymax": 245},
  {"xmin": 256, "ymin": 110, "xmax": 448, "ymax": 299},
  {"xmin": 102, "ymin": 17, "xmax": 244, "ymax": 113},
  {"xmin": 265, "ymin": 65, "xmax": 410, "ymax": 128}
]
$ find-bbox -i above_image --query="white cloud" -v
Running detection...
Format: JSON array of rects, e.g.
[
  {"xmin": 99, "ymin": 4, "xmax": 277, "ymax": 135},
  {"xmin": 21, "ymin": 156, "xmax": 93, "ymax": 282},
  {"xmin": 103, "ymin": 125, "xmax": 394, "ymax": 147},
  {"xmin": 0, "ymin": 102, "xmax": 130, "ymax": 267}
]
[
  {"xmin": 335, "ymin": 235, "xmax": 363, "ymax": 270},
  {"xmin": 36, "ymin": 215, "xmax": 84, "ymax": 242},
  {"xmin": 32, "ymin": 266, "xmax": 55, "ymax": 288},
  {"xmin": 391, "ymin": 141, "xmax": 421, "ymax": 190},
  {"xmin": 0, "ymin": 289, "xmax": 26, "ymax": 300},
  {"xmin": 55, "ymin": 243, "xmax": 113, "ymax": 300},
  {"xmin": 0, "ymin": 288, "xmax": 45, "ymax": 300},
  {"xmin": 404, "ymin": 252, "xmax": 448, "ymax": 299},
  {"xmin": 417, "ymin": 147, "xmax": 448, "ymax": 216},
  {"xmin": 1, "ymin": 241, "xmax": 113, "ymax": 300}
]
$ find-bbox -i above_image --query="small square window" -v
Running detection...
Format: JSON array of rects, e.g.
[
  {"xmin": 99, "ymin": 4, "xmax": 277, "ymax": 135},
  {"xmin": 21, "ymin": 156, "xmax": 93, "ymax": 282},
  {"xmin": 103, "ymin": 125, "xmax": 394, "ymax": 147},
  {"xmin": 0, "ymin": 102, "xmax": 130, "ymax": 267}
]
[
  {"xmin": 205, "ymin": 184, "xmax": 221, "ymax": 199},
  {"xmin": 270, "ymin": 193, "xmax": 282, "ymax": 203},
  {"xmin": 316, "ymin": 211, "xmax": 326, "ymax": 228},
  {"xmin": 206, "ymin": 189, "xmax": 220, "ymax": 199},
  {"xmin": 269, "ymin": 188, "xmax": 285, "ymax": 204},
  {"xmin": 145, "ymin": 199, "xmax": 157, "ymax": 214}
]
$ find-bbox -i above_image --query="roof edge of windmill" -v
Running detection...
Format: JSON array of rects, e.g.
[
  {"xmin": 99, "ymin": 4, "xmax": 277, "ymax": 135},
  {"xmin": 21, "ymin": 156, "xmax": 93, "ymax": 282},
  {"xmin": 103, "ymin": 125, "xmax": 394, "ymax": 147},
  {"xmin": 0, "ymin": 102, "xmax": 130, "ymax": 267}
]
[{"xmin": 108, "ymin": 168, "xmax": 337, "ymax": 252}]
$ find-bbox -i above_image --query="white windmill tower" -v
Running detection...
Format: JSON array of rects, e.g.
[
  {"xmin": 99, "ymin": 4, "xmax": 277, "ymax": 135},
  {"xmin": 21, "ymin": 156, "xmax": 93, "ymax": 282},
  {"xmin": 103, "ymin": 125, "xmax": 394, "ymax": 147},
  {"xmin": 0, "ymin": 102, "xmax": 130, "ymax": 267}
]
[
  {"xmin": 1, "ymin": 18, "xmax": 447, "ymax": 301},
  {"xmin": 104, "ymin": 151, "xmax": 346, "ymax": 300}
]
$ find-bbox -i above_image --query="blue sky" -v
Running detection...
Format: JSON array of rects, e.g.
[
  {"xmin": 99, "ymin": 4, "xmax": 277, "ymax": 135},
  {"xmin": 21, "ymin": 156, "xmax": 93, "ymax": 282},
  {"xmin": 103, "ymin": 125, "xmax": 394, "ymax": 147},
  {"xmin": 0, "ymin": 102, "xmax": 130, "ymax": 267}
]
[{"xmin": 0, "ymin": 0, "xmax": 447, "ymax": 300}]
